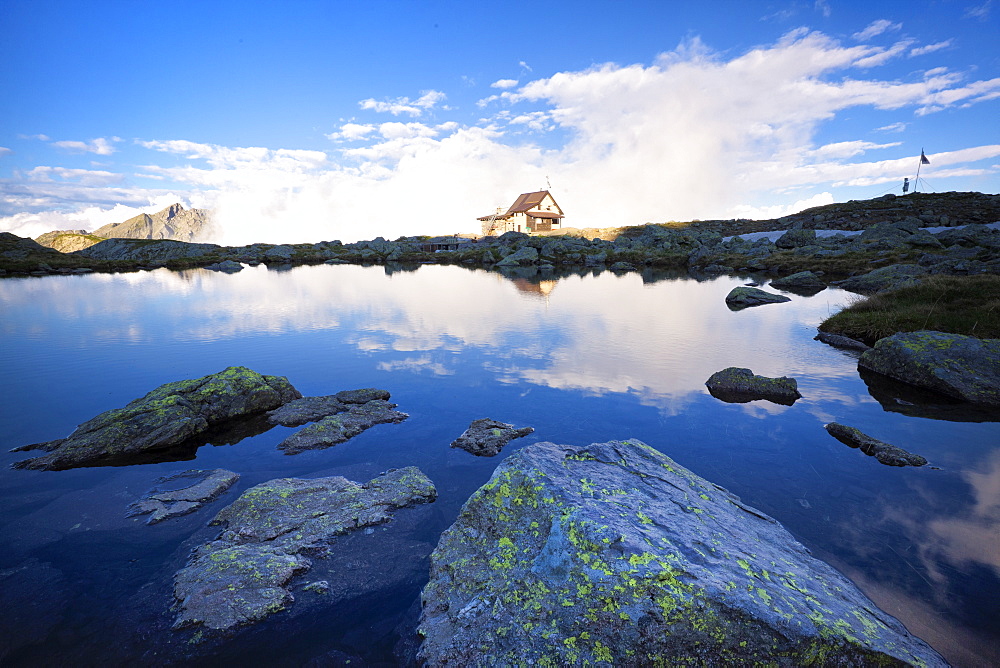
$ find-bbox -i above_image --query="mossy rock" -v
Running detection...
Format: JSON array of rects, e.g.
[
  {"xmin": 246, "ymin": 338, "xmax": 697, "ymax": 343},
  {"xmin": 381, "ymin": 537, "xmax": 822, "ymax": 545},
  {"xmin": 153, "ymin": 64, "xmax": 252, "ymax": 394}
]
[{"xmin": 417, "ymin": 440, "xmax": 945, "ymax": 666}]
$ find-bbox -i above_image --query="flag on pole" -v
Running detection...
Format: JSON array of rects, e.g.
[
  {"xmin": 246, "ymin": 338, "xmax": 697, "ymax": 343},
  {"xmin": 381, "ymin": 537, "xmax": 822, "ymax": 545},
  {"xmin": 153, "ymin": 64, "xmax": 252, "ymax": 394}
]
[{"xmin": 920, "ymin": 150, "xmax": 930, "ymax": 165}]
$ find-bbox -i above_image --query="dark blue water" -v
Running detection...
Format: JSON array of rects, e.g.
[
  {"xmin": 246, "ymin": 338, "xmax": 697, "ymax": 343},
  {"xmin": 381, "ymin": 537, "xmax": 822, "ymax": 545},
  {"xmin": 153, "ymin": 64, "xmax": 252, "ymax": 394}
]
[{"xmin": 1, "ymin": 264, "xmax": 997, "ymax": 666}]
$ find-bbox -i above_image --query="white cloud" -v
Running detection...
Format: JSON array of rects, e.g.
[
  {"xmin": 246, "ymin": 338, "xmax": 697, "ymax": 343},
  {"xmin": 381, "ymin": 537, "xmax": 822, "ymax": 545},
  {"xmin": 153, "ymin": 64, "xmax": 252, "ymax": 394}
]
[
  {"xmin": 964, "ymin": 1, "xmax": 993, "ymax": 20},
  {"xmin": 52, "ymin": 137, "xmax": 120, "ymax": 155},
  {"xmin": 852, "ymin": 19, "xmax": 902, "ymax": 41},
  {"xmin": 358, "ymin": 90, "xmax": 446, "ymax": 116},
  {"xmin": 326, "ymin": 122, "xmax": 377, "ymax": 141},
  {"xmin": 910, "ymin": 40, "xmax": 953, "ymax": 57},
  {"xmin": 812, "ymin": 140, "xmax": 902, "ymax": 159},
  {"xmin": 814, "ymin": 0, "xmax": 832, "ymax": 18},
  {"xmin": 853, "ymin": 39, "xmax": 915, "ymax": 68},
  {"xmin": 876, "ymin": 122, "xmax": 908, "ymax": 133},
  {"xmin": 27, "ymin": 166, "xmax": 124, "ymax": 186},
  {"xmin": 491, "ymin": 79, "xmax": 519, "ymax": 89},
  {"xmin": 0, "ymin": 147, "xmax": 11, "ymax": 157}
]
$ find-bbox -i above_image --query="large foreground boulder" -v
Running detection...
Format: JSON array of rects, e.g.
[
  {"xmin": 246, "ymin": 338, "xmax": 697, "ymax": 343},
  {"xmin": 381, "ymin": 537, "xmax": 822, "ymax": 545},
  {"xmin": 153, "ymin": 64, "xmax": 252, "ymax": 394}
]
[
  {"xmin": 12, "ymin": 367, "xmax": 301, "ymax": 470},
  {"xmin": 858, "ymin": 331, "xmax": 1000, "ymax": 407},
  {"xmin": 173, "ymin": 467, "xmax": 436, "ymax": 631},
  {"xmin": 417, "ymin": 439, "xmax": 945, "ymax": 666},
  {"xmin": 705, "ymin": 367, "xmax": 801, "ymax": 405}
]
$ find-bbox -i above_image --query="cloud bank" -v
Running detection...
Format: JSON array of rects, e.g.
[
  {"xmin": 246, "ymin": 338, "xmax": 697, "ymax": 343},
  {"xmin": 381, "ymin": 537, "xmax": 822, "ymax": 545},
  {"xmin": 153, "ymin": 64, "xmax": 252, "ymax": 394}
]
[{"xmin": 2, "ymin": 28, "xmax": 999, "ymax": 243}]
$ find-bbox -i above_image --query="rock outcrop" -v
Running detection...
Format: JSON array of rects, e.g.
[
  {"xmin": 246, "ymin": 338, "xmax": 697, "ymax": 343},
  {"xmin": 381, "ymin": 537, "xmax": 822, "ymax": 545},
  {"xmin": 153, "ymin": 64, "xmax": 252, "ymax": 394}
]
[
  {"xmin": 834, "ymin": 264, "xmax": 927, "ymax": 294},
  {"xmin": 12, "ymin": 367, "xmax": 301, "ymax": 470},
  {"xmin": 824, "ymin": 423, "xmax": 928, "ymax": 467},
  {"xmin": 74, "ymin": 238, "xmax": 220, "ymax": 263},
  {"xmin": 277, "ymin": 400, "xmax": 408, "ymax": 454},
  {"xmin": 858, "ymin": 331, "xmax": 1000, "ymax": 406},
  {"xmin": 449, "ymin": 418, "xmax": 535, "ymax": 457},
  {"xmin": 724, "ymin": 286, "xmax": 791, "ymax": 308},
  {"xmin": 173, "ymin": 467, "xmax": 436, "ymax": 631},
  {"xmin": 705, "ymin": 367, "xmax": 801, "ymax": 405},
  {"xmin": 417, "ymin": 439, "xmax": 945, "ymax": 666},
  {"xmin": 127, "ymin": 469, "xmax": 240, "ymax": 524}
]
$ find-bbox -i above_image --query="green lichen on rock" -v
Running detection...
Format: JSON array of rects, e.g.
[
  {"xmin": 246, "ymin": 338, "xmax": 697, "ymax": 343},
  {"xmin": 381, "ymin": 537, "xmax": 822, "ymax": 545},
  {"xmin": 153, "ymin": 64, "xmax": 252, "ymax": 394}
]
[
  {"xmin": 12, "ymin": 366, "xmax": 301, "ymax": 470},
  {"xmin": 417, "ymin": 439, "xmax": 945, "ymax": 666},
  {"xmin": 173, "ymin": 467, "xmax": 436, "ymax": 631},
  {"xmin": 706, "ymin": 367, "xmax": 802, "ymax": 405},
  {"xmin": 858, "ymin": 330, "xmax": 1000, "ymax": 406}
]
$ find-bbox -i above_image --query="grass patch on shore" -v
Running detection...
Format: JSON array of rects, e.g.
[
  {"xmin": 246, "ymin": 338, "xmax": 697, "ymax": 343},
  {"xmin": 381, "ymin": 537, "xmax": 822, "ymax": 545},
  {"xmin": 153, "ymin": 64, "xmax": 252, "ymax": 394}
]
[{"xmin": 820, "ymin": 274, "xmax": 1000, "ymax": 344}]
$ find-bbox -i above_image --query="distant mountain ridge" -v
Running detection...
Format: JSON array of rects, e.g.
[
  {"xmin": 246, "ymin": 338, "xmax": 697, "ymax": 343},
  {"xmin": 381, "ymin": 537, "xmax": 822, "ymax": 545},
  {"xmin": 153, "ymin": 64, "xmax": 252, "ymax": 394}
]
[
  {"xmin": 34, "ymin": 203, "xmax": 214, "ymax": 252},
  {"xmin": 93, "ymin": 203, "xmax": 214, "ymax": 242}
]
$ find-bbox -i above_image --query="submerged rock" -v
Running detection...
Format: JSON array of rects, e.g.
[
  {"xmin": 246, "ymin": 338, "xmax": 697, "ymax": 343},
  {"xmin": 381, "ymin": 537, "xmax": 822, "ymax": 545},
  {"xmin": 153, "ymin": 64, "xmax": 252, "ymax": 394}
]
[
  {"xmin": 127, "ymin": 469, "xmax": 240, "ymax": 524},
  {"xmin": 706, "ymin": 367, "xmax": 801, "ymax": 405},
  {"xmin": 858, "ymin": 331, "xmax": 1000, "ymax": 407},
  {"xmin": 173, "ymin": 467, "xmax": 436, "ymax": 631},
  {"xmin": 417, "ymin": 439, "xmax": 945, "ymax": 666},
  {"xmin": 204, "ymin": 260, "xmax": 243, "ymax": 273},
  {"xmin": 815, "ymin": 330, "xmax": 871, "ymax": 351},
  {"xmin": 724, "ymin": 286, "xmax": 791, "ymax": 308},
  {"xmin": 825, "ymin": 423, "xmax": 928, "ymax": 467},
  {"xmin": 277, "ymin": 400, "xmax": 408, "ymax": 454},
  {"xmin": 266, "ymin": 395, "xmax": 347, "ymax": 427},
  {"xmin": 449, "ymin": 418, "xmax": 534, "ymax": 457},
  {"xmin": 12, "ymin": 367, "xmax": 301, "ymax": 470}
]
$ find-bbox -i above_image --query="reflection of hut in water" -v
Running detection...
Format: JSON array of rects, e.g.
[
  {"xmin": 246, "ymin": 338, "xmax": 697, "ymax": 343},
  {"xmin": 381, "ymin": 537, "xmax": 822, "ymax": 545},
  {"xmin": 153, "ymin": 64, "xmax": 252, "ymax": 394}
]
[{"xmin": 509, "ymin": 278, "xmax": 559, "ymax": 299}]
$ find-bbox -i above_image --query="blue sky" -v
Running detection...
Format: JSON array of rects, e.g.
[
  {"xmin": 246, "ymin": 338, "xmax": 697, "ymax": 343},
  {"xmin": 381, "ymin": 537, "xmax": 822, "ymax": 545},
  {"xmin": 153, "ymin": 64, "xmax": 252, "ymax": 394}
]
[{"xmin": 1, "ymin": 0, "xmax": 998, "ymax": 243}]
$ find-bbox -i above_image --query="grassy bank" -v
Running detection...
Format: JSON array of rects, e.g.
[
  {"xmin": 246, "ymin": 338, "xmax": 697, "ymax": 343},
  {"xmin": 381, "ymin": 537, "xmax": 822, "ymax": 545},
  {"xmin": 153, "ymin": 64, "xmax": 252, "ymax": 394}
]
[{"xmin": 820, "ymin": 274, "xmax": 1000, "ymax": 344}]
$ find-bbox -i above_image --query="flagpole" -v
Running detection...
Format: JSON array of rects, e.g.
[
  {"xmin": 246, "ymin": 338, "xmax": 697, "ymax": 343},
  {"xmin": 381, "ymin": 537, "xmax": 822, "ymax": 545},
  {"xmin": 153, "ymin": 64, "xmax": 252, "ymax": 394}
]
[{"xmin": 914, "ymin": 148, "xmax": 929, "ymax": 192}]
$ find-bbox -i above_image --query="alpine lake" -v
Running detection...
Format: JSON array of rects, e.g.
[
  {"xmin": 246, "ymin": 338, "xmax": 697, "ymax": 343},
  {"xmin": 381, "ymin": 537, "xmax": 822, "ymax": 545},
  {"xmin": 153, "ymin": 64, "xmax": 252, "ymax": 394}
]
[{"xmin": 1, "ymin": 262, "xmax": 998, "ymax": 667}]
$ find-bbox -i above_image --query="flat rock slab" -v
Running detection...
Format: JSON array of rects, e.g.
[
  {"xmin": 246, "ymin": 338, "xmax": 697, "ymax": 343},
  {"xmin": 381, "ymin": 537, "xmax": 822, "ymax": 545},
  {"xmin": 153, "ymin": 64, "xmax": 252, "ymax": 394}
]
[
  {"xmin": 127, "ymin": 469, "xmax": 240, "ymax": 524},
  {"xmin": 266, "ymin": 395, "xmax": 347, "ymax": 427},
  {"xmin": 173, "ymin": 467, "xmax": 437, "ymax": 632},
  {"xmin": 706, "ymin": 367, "xmax": 801, "ymax": 405},
  {"xmin": 825, "ymin": 423, "xmax": 927, "ymax": 467},
  {"xmin": 858, "ymin": 330, "xmax": 1000, "ymax": 406},
  {"xmin": 417, "ymin": 439, "xmax": 945, "ymax": 666},
  {"xmin": 277, "ymin": 400, "xmax": 408, "ymax": 454},
  {"xmin": 725, "ymin": 286, "xmax": 791, "ymax": 308},
  {"xmin": 450, "ymin": 418, "xmax": 534, "ymax": 457},
  {"xmin": 12, "ymin": 366, "xmax": 301, "ymax": 470}
]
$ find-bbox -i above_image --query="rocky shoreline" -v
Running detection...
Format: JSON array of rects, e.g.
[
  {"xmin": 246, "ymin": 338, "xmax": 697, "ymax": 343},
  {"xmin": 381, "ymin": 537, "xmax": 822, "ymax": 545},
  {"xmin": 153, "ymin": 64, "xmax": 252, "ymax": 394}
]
[{"xmin": 2, "ymin": 192, "xmax": 997, "ymax": 284}]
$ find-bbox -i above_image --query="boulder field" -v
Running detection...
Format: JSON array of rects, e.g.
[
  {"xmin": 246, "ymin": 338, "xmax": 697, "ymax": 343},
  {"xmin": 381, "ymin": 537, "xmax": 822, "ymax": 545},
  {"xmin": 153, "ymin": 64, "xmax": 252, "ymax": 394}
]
[{"xmin": 417, "ymin": 439, "xmax": 945, "ymax": 666}]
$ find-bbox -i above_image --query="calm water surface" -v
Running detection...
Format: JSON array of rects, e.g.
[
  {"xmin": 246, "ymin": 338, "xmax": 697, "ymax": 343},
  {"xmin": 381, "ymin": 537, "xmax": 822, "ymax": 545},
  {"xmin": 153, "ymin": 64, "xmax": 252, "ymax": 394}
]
[{"xmin": 1, "ymin": 264, "xmax": 997, "ymax": 666}]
